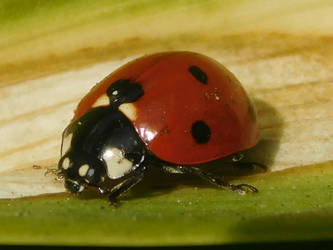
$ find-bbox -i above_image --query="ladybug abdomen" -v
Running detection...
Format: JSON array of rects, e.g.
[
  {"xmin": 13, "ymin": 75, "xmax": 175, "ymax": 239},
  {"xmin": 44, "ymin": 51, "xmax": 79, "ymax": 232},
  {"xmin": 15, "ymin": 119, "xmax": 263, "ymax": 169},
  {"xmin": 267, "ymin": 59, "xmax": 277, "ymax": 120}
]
[
  {"xmin": 132, "ymin": 52, "xmax": 259, "ymax": 164},
  {"xmin": 73, "ymin": 52, "xmax": 259, "ymax": 165}
]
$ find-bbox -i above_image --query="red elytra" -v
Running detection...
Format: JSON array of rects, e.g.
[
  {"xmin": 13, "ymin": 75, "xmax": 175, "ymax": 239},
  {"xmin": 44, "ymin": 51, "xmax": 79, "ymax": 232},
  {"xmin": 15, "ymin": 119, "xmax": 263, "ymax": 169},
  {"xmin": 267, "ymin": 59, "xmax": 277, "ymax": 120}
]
[{"xmin": 73, "ymin": 51, "xmax": 259, "ymax": 165}]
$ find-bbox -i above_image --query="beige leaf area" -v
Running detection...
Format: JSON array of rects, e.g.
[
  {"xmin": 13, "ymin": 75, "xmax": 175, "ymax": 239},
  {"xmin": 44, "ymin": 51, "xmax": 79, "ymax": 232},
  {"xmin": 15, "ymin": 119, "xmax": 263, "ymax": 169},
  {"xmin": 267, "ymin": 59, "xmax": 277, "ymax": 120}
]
[{"xmin": 0, "ymin": 1, "xmax": 333, "ymax": 199}]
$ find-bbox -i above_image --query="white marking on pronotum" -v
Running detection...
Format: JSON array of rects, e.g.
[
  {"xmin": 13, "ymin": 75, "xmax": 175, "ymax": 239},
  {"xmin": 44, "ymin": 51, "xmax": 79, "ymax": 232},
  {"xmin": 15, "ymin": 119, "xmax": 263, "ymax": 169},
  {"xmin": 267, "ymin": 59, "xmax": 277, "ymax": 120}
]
[
  {"xmin": 102, "ymin": 148, "xmax": 133, "ymax": 179},
  {"xmin": 92, "ymin": 94, "xmax": 109, "ymax": 107},
  {"xmin": 61, "ymin": 133, "xmax": 72, "ymax": 156},
  {"xmin": 62, "ymin": 157, "xmax": 71, "ymax": 170},
  {"xmin": 119, "ymin": 103, "xmax": 137, "ymax": 121},
  {"xmin": 78, "ymin": 164, "xmax": 90, "ymax": 177},
  {"xmin": 112, "ymin": 90, "xmax": 118, "ymax": 96}
]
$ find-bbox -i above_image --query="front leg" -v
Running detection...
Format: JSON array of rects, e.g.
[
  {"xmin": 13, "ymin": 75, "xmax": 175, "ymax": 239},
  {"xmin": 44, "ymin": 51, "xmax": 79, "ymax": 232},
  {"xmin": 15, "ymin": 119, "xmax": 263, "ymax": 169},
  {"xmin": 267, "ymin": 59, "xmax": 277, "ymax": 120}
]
[
  {"xmin": 163, "ymin": 165, "xmax": 258, "ymax": 194},
  {"xmin": 99, "ymin": 165, "xmax": 147, "ymax": 206}
]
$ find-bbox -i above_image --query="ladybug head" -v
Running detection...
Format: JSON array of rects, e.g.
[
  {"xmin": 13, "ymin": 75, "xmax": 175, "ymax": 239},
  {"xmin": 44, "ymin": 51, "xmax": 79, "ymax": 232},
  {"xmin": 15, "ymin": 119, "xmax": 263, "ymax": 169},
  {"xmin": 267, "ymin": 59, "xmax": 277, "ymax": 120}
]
[
  {"xmin": 58, "ymin": 105, "xmax": 147, "ymax": 194},
  {"xmin": 58, "ymin": 152, "xmax": 106, "ymax": 194}
]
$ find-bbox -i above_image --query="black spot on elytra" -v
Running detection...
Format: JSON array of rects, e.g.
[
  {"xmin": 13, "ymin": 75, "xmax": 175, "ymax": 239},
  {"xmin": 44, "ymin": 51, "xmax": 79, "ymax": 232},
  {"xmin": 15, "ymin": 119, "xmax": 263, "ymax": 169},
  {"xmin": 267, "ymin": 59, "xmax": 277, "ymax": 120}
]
[
  {"xmin": 107, "ymin": 79, "xmax": 144, "ymax": 106},
  {"xmin": 188, "ymin": 65, "xmax": 208, "ymax": 84},
  {"xmin": 191, "ymin": 120, "xmax": 211, "ymax": 144}
]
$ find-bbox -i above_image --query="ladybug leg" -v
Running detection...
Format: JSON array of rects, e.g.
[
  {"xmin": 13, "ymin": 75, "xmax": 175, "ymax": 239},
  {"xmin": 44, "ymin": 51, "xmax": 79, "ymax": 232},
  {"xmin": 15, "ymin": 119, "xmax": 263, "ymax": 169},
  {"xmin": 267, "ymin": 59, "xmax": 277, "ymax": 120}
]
[
  {"xmin": 232, "ymin": 161, "xmax": 267, "ymax": 171},
  {"xmin": 162, "ymin": 165, "xmax": 258, "ymax": 194},
  {"xmin": 230, "ymin": 153, "xmax": 267, "ymax": 171},
  {"xmin": 103, "ymin": 165, "xmax": 147, "ymax": 206}
]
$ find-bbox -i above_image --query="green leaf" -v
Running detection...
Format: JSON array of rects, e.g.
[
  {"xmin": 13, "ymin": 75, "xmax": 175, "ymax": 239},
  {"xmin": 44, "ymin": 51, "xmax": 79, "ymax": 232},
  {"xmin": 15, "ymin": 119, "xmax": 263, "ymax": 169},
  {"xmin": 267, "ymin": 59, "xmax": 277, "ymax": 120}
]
[{"xmin": 1, "ymin": 162, "xmax": 333, "ymax": 246}]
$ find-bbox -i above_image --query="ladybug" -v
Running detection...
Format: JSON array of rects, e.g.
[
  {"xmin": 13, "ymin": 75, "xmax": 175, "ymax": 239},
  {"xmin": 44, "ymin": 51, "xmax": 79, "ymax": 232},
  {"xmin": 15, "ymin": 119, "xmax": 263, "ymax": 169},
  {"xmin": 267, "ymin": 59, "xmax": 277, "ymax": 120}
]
[{"xmin": 58, "ymin": 51, "xmax": 260, "ymax": 204}]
